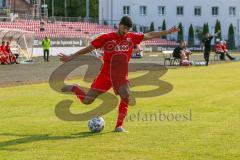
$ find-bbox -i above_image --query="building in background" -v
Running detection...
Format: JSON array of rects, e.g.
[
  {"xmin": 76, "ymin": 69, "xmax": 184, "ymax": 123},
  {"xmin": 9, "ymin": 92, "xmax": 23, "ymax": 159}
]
[
  {"xmin": 99, "ymin": 0, "xmax": 240, "ymax": 42},
  {"xmin": 0, "ymin": 0, "xmax": 42, "ymax": 19}
]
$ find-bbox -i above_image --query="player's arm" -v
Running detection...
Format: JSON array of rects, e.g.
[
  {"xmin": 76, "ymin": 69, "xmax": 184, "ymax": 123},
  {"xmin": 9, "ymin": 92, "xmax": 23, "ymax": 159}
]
[
  {"xmin": 59, "ymin": 45, "xmax": 95, "ymax": 62},
  {"xmin": 143, "ymin": 26, "xmax": 179, "ymax": 41}
]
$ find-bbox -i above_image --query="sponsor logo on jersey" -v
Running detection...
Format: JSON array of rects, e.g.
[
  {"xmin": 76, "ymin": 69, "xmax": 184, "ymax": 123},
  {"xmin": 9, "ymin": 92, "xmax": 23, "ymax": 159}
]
[{"xmin": 104, "ymin": 40, "xmax": 133, "ymax": 52}]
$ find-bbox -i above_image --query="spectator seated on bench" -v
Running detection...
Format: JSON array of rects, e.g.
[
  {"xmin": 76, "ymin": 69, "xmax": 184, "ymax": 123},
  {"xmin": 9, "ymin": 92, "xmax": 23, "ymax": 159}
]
[
  {"xmin": 5, "ymin": 41, "xmax": 19, "ymax": 64},
  {"xmin": 0, "ymin": 50, "xmax": 8, "ymax": 64},
  {"xmin": 0, "ymin": 41, "xmax": 9, "ymax": 65},
  {"xmin": 0, "ymin": 41, "xmax": 19, "ymax": 65},
  {"xmin": 173, "ymin": 41, "xmax": 191, "ymax": 66},
  {"xmin": 222, "ymin": 41, "xmax": 235, "ymax": 61},
  {"xmin": 215, "ymin": 40, "xmax": 225, "ymax": 60}
]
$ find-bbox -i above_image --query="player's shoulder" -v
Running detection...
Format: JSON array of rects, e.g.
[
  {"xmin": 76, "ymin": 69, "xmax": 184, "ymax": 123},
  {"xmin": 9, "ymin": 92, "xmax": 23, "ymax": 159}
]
[
  {"xmin": 128, "ymin": 32, "xmax": 144, "ymax": 36},
  {"xmin": 97, "ymin": 32, "xmax": 116, "ymax": 39}
]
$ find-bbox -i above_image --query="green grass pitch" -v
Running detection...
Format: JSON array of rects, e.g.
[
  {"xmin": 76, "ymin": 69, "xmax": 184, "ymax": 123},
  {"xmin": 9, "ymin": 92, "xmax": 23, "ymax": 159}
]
[{"xmin": 0, "ymin": 62, "xmax": 239, "ymax": 160}]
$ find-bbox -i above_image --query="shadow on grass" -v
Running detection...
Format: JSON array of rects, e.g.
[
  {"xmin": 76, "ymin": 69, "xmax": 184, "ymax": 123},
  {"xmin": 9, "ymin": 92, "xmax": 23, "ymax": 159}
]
[{"xmin": 0, "ymin": 131, "xmax": 112, "ymax": 151}]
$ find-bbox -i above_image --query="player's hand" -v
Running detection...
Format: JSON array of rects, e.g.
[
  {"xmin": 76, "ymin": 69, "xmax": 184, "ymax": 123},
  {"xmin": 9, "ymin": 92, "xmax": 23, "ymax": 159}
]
[
  {"xmin": 58, "ymin": 53, "xmax": 72, "ymax": 62},
  {"xmin": 168, "ymin": 26, "xmax": 180, "ymax": 33}
]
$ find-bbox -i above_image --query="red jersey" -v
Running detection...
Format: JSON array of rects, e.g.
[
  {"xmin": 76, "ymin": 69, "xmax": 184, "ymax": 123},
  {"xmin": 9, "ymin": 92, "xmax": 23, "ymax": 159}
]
[
  {"xmin": 5, "ymin": 45, "xmax": 11, "ymax": 54},
  {"xmin": 91, "ymin": 32, "xmax": 144, "ymax": 73},
  {"xmin": 222, "ymin": 43, "xmax": 228, "ymax": 52},
  {"xmin": 0, "ymin": 45, "xmax": 7, "ymax": 55},
  {"xmin": 215, "ymin": 43, "xmax": 224, "ymax": 53}
]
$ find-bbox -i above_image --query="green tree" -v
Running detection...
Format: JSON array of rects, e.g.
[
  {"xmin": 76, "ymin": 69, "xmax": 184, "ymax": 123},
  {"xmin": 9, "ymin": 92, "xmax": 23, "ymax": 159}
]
[
  {"xmin": 202, "ymin": 23, "xmax": 209, "ymax": 37},
  {"xmin": 227, "ymin": 23, "xmax": 236, "ymax": 50},
  {"xmin": 215, "ymin": 19, "xmax": 222, "ymax": 41},
  {"xmin": 149, "ymin": 22, "xmax": 155, "ymax": 31},
  {"xmin": 177, "ymin": 22, "xmax": 184, "ymax": 42},
  {"xmin": 47, "ymin": 0, "xmax": 99, "ymax": 19},
  {"xmin": 161, "ymin": 19, "xmax": 167, "ymax": 39},
  {"xmin": 195, "ymin": 27, "xmax": 203, "ymax": 43},
  {"xmin": 188, "ymin": 24, "xmax": 194, "ymax": 47}
]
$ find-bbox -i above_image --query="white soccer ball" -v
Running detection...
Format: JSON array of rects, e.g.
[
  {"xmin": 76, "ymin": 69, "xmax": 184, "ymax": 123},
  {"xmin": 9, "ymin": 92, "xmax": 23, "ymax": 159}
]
[{"xmin": 88, "ymin": 116, "xmax": 105, "ymax": 133}]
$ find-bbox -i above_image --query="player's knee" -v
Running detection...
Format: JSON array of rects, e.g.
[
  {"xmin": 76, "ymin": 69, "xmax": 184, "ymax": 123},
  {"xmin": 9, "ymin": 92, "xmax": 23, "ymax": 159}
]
[
  {"xmin": 120, "ymin": 92, "xmax": 130, "ymax": 99},
  {"xmin": 82, "ymin": 98, "xmax": 94, "ymax": 105}
]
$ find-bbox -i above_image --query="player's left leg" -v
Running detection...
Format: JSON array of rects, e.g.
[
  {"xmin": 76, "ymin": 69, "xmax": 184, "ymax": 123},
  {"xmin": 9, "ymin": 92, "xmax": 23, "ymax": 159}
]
[{"xmin": 115, "ymin": 83, "xmax": 130, "ymax": 132}]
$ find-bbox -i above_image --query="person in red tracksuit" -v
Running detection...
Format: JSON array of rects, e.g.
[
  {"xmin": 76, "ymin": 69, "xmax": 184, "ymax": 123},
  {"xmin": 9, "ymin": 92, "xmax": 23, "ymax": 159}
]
[
  {"xmin": 0, "ymin": 41, "xmax": 9, "ymax": 64},
  {"xmin": 215, "ymin": 41, "xmax": 225, "ymax": 60},
  {"xmin": 59, "ymin": 16, "xmax": 179, "ymax": 132},
  {"xmin": 0, "ymin": 51, "xmax": 8, "ymax": 64},
  {"xmin": 221, "ymin": 41, "xmax": 235, "ymax": 60},
  {"xmin": 5, "ymin": 42, "xmax": 18, "ymax": 64}
]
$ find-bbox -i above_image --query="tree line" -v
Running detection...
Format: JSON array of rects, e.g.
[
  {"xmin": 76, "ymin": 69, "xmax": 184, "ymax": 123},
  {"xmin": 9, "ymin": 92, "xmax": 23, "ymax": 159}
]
[
  {"xmin": 44, "ymin": 1, "xmax": 236, "ymax": 49},
  {"xmin": 143, "ymin": 19, "xmax": 236, "ymax": 49},
  {"xmin": 45, "ymin": 0, "xmax": 98, "ymax": 18}
]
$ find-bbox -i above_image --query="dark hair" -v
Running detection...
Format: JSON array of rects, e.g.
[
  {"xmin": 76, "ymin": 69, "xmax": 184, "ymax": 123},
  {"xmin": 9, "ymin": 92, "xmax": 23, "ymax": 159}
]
[{"xmin": 119, "ymin": 16, "xmax": 133, "ymax": 28}]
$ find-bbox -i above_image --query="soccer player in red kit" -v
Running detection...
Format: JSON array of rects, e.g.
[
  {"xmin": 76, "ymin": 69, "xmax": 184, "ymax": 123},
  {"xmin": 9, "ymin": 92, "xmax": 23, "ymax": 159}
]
[{"xmin": 59, "ymin": 16, "xmax": 179, "ymax": 132}]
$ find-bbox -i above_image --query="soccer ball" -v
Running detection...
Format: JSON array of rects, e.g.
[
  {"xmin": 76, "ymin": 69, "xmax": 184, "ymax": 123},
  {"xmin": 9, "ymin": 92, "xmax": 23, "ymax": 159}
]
[{"xmin": 88, "ymin": 116, "xmax": 105, "ymax": 133}]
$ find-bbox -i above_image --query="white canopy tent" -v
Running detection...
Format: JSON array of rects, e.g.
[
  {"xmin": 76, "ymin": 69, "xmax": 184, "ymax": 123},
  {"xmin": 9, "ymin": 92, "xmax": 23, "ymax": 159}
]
[{"xmin": 0, "ymin": 28, "xmax": 34, "ymax": 62}]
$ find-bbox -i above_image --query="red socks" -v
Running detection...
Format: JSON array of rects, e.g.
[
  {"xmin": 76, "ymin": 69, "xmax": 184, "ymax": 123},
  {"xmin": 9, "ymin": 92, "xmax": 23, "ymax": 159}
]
[
  {"xmin": 115, "ymin": 98, "xmax": 129, "ymax": 128},
  {"xmin": 71, "ymin": 85, "xmax": 129, "ymax": 128},
  {"xmin": 71, "ymin": 85, "xmax": 86, "ymax": 102}
]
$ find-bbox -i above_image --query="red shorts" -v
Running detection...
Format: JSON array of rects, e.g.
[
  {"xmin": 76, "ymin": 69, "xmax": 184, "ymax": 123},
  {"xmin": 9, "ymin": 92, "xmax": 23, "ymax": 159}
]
[{"xmin": 91, "ymin": 71, "xmax": 128, "ymax": 94}]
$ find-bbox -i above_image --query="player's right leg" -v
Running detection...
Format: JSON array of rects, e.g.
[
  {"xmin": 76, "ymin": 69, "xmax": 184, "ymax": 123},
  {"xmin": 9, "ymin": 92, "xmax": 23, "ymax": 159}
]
[
  {"xmin": 62, "ymin": 71, "xmax": 112, "ymax": 105},
  {"xmin": 75, "ymin": 86, "xmax": 103, "ymax": 105},
  {"xmin": 61, "ymin": 85, "xmax": 103, "ymax": 105}
]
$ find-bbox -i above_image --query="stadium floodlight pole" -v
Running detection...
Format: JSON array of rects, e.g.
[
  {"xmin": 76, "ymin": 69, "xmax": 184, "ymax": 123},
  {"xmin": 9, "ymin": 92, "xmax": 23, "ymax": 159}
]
[
  {"xmin": 238, "ymin": 19, "xmax": 240, "ymax": 51},
  {"xmin": 86, "ymin": 0, "xmax": 89, "ymax": 21},
  {"xmin": 13, "ymin": 0, "xmax": 16, "ymax": 13},
  {"xmin": 111, "ymin": 0, "xmax": 113, "ymax": 25},
  {"xmin": 52, "ymin": 0, "xmax": 54, "ymax": 17},
  {"xmin": 64, "ymin": 0, "xmax": 67, "ymax": 17},
  {"xmin": 43, "ymin": 0, "xmax": 46, "ymax": 19}
]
